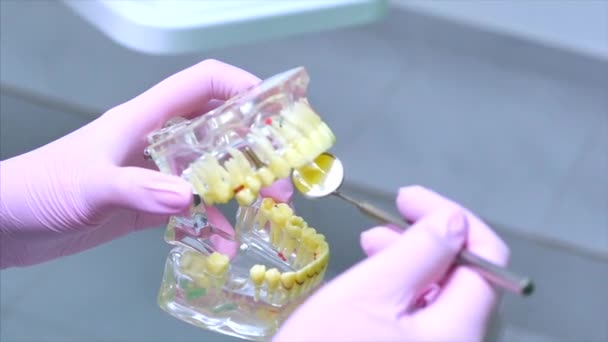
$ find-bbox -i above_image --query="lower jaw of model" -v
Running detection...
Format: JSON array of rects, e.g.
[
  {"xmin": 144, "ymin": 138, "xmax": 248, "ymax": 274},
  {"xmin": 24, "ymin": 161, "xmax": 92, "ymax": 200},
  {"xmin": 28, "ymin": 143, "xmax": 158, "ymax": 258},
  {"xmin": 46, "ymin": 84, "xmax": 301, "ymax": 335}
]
[
  {"xmin": 158, "ymin": 196, "xmax": 329, "ymax": 340},
  {"xmin": 148, "ymin": 67, "xmax": 335, "ymax": 341}
]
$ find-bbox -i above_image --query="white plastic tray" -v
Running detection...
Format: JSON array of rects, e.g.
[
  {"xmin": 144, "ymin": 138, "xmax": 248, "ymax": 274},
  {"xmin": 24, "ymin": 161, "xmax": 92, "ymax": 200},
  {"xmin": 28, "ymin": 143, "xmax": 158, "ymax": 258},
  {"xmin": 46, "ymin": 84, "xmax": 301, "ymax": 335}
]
[{"xmin": 63, "ymin": 0, "xmax": 388, "ymax": 55}]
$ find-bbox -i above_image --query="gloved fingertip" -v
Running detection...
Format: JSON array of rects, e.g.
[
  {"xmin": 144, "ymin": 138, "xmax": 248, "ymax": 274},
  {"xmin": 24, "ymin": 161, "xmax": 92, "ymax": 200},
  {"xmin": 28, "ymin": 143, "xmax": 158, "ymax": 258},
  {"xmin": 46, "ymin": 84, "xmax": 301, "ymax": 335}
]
[
  {"xmin": 445, "ymin": 210, "xmax": 468, "ymax": 238},
  {"xmin": 429, "ymin": 209, "xmax": 468, "ymax": 249},
  {"xmin": 140, "ymin": 174, "xmax": 193, "ymax": 214},
  {"xmin": 360, "ymin": 226, "xmax": 401, "ymax": 257}
]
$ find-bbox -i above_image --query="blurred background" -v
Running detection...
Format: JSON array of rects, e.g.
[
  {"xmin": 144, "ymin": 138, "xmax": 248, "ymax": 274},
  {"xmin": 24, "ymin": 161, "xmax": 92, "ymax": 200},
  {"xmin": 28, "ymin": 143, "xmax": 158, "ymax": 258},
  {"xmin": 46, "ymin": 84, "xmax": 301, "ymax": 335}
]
[{"xmin": 1, "ymin": 1, "xmax": 606, "ymax": 341}]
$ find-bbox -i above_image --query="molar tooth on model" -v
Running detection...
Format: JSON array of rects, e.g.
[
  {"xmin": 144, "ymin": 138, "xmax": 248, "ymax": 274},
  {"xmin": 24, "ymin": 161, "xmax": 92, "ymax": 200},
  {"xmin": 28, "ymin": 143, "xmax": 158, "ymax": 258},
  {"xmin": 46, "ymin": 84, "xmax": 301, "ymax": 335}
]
[{"xmin": 147, "ymin": 67, "xmax": 335, "ymax": 340}]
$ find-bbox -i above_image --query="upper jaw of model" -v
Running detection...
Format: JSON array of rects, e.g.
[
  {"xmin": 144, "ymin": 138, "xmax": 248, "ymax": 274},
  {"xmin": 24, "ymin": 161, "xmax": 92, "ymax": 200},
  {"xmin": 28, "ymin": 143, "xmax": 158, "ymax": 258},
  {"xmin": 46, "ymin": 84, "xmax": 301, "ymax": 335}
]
[
  {"xmin": 144, "ymin": 67, "xmax": 337, "ymax": 340},
  {"xmin": 144, "ymin": 66, "xmax": 335, "ymax": 207}
]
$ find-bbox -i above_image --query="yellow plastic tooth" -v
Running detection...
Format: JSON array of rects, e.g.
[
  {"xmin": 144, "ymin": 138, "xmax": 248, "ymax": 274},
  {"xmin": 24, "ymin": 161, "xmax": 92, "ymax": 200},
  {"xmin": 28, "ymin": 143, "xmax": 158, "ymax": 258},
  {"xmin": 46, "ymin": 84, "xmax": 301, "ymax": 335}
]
[
  {"xmin": 295, "ymin": 138, "xmax": 318, "ymax": 161},
  {"xmin": 250, "ymin": 264, "xmax": 266, "ymax": 301},
  {"xmin": 300, "ymin": 264, "xmax": 316, "ymax": 294},
  {"xmin": 282, "ymin": 107, "xmax": 316, "ymax": 133},
  {"xmin": 295, "ymin": 227, "xmax": 315, "ymax": 267},
  {"xmin": 315, "ymin": 252, "xmax": 327, "ymax": 273},
  {"xmin": 294, "ymin": 249, "xmax": 306, "ymax": 269},
  {"xmin": 301, "ymin": 227, "xmax": 319, "ymax": 251},
  {"xmin": 189, "ymin": 174, "xmax": 213, "ymax": 206},
  {"xmin": 275, "ymin": 118, "xmax": 304, "ymax": 141},
  {"xmin": 257, "ymin": 167, "xmax": 276, "ymax": 187},
  {"xmin": 190, "ymin": 161, "xmax": 213, "ymax": 197},
  {"xmin": 223, "ymin": 158, "xmax": 245, "ymax": 189},
  {"xmin": 250, "ymin": 128, "xmax": 292, "ymax": 178},
  {"xmin": 316, "ymin": 240, "xmax": 330, "ymax": 257},
  {"xmin": 307, "ymin": 129, "xmax": 329, "ymax": 152},
  {"xmin": 270, "ymin": 222, "xmax": 282, "ymax": 247},
  {"xmin": 250, "ymin": 264, "xmax": 266, "ymax": 288},
  {"xmin": 304, "ymin": 262, "xmax": 316, "ymax": 278},
  {"xmin": 291, "ymin": 215, "xmax": 306, "ymax": 227},
  {"xmin": 283, "ymin": 148, "xmax": 307, "ymax": 169},
  {"xmin": 244, "ymin": 175, "xmax": 262, "ymax": 193},
  {"xmin": 270, "ymin": 204, "xmax": 293, "ymax": 246},
  {"xmin": 256, "ymin": 198, "xmax": 274, "ymax": 229},
  {"xmin": 260, "ymin": 198, "xmax": 275, "ymax": 212},
  {"xmin": 314, "ymin": 263, "xmax": 329, "ymax": 287},
  {"xmin": 269, "ymin": 204, "xmax": 292, "ymax": 228},
  {"xmin": 211, "ymin": 184, "xmax": 233, "ymax": 203},
  {"xmin": 235, "ymin": 188, "xmax": 256, "ymax": 206},
  {"xmin": 195, "ymin": 156, "xmax": 231, "ymax": 203},
  {"xmin": 268, "ymin": 157, "xmax": 291, "ymax": 179},
  {"xmin": 280, "ymin": 272, "xmax": 296, "ymax": 290},
  {"xmin": 315, "ymin": 253, "xmax": 330, "ymax": 289},
  {"xmin": 204, "ymin": 252, "xmax": 230, "ymax": 276},
  {"xmin": 179, "ymin": 250, "xmax": 197, "ymax": 270},
  {"xmin": 291, "ymin": 101, "xmax": 322, "ymax": 126},
  {"xmin": 251, "ymin": 128, "xmax": 279, "ymax": 158},
  {"xmin": 282, "ymin": 217, "xmax": 303, "ymax": 256},
  {"xmin": 196, "ymin": 156, "xmax": 221, "ymax": 184},
  {"xmin": 227, "ymin": 147, "xmax": 253, "ymax": 171},
  {"xmin": 295, "ymin": 269, "xmax": 307, "ymax": 286},
  {"xmin": 317, "ymin": 122, "xmax": 336, "ymax": 145},
  {"xmin": 180, "ymin": 251, "xmax": 212, "ymax": 289},
  {"xmin": 265, "ymin": 268, "xmax": 281, "ymax": 291},
  {"xmin": 260, "ymin": 198, "xmax": 275, "ymax": 216},
  {"xmin": 309, "ymin": 256, "xmax": 328, "ymax": 289}
]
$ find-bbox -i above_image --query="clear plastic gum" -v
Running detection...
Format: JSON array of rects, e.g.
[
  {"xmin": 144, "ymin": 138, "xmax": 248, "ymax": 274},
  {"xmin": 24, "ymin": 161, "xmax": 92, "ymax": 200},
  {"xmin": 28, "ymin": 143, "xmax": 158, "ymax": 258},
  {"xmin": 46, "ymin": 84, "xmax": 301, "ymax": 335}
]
[{"xmin": 144, "ymin": 67, "xmax": 335, "ymax": 340}]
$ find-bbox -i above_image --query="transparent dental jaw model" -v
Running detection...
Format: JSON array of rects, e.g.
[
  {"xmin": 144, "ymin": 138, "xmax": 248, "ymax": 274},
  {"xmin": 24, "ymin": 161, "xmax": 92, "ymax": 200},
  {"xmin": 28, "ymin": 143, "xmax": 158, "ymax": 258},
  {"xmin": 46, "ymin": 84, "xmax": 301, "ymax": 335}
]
[{"xmin": 144, "ymin": 67, "xmax": 335, "ymax": 341}]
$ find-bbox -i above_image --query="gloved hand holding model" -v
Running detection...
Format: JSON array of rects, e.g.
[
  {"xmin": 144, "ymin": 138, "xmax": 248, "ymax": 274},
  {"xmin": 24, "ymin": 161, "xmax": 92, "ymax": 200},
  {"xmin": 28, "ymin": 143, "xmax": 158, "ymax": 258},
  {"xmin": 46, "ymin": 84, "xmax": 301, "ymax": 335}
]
[
  {"xmin": 1, "ymin": 60, "xmax": 509, "ymax": 342},
  {"xmin": 274, "ymin": 185, "xmax": 509, "ymax": 342},
  {"xmin": 0, "ymin": 59, "xmax": 291, "ymax": 268}
]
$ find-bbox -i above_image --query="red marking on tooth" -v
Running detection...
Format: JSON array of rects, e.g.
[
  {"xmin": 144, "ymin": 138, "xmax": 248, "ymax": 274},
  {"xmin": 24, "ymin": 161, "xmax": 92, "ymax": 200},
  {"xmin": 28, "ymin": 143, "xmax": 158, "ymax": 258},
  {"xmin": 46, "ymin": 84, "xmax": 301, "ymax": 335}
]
[
  {"xmin": 278, "ymin": 252, "xmax": 287, "ymax": 262},
  {"xmin": 264, "ymin": 117, "xmax": 273, "ymax": 125},
  {"xmin": 234, "ymin": 185, "xmax": 245, "ymax": 193}
]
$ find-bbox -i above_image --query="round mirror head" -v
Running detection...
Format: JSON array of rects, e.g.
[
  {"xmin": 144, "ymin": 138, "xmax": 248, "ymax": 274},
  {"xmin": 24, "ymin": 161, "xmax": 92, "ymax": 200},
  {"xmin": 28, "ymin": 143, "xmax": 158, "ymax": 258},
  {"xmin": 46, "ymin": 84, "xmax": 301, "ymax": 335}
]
[{"xmin": 291, "ymin": 152, "xmax": 344, "ymax": 198}]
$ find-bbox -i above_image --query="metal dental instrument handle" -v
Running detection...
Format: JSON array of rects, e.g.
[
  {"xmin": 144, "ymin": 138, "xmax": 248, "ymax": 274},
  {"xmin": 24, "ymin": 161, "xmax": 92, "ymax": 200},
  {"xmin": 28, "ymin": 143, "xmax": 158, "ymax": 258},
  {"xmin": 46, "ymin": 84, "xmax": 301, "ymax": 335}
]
[{"xmin": 333, "ymin": 190, "xmax": 535, "ymax": 296}]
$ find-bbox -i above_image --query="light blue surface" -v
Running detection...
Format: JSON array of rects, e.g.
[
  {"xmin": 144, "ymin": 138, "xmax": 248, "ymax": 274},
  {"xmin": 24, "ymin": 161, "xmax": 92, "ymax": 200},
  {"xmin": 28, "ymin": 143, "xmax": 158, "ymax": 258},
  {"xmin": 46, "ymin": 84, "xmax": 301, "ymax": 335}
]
[
  {"xmin": 1, "ymin": 2, "xmax": 607, "ymax": 341},
  {"xmin": 394, "ymin": 0, "xmax": 608, "ymax": 60}
]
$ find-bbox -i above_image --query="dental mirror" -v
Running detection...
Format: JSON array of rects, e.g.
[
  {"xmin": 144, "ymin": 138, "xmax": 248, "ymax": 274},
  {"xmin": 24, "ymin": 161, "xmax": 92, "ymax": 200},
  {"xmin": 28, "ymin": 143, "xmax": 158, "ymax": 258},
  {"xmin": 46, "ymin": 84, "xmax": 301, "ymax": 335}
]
[{"xmin": 291, "ymin": 152, "xmax": 535, "ymax": 297}]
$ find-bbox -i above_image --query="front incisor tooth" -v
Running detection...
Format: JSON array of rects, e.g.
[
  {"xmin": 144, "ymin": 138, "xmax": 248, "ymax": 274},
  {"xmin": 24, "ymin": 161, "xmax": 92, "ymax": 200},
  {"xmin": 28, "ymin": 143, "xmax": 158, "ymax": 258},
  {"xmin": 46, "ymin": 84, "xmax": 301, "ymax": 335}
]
[
  {"xmin": 204, "ymin": 252, "xmax": 230, "ymax": 276},
  {"xmin": 250, "ymin": 264, "xmax": 266, "ymax": 286},
  {"xmin": 265, "ymin": 268, "xmax": 281, "ymax": 290}
]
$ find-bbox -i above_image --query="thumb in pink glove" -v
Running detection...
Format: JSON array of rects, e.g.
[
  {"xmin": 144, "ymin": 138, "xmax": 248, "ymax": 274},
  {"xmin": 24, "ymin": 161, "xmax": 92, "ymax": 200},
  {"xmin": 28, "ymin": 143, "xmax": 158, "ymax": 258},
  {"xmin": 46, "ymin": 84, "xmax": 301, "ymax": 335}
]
[
  {"xmin": 0, "ymin": 59, "xmax": 293, "ymax": 268},
  {"xmin": 273, "ymin": 186, "xmax": 509, "ymax": 342}
]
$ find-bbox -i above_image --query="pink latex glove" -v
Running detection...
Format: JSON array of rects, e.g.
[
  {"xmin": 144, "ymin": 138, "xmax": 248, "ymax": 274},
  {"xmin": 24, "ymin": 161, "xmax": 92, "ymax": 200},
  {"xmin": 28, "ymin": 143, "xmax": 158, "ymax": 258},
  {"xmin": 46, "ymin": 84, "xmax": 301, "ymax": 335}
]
[
  {"xmin": 0, "ymin": 59, "xmax": 292, "ymax": 269},
  {"xmin": 274, "ymin": 185, "xmax": 510, "ymax": 342}
]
